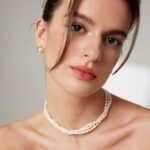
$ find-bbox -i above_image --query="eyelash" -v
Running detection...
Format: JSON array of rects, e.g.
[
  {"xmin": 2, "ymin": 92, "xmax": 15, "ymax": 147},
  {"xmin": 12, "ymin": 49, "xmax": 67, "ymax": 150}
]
[
  {"xmin": 68, "ymin": 22, "xmax": 86, "ymax": 33},
  {"xmin": 104, "ymin": 37, "xmax": 123, "ymax": 47}
]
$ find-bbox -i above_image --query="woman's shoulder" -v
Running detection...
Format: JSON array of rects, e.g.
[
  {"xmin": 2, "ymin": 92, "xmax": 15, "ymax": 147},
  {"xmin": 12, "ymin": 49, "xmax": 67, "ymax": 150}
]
[
  {"xmin": 112, "ymin": 94, "xmax": 150, "ymax": 115},
  {"xmin": 0, "ymin": 122, "xmax": 27, "ymax": 149},
  {"xmin": 108, "ymin": 95, "xmax": 150, "ymax": 148},
  {"xmin": 112, "ymin": 94, "xmax": 150, "ymax": 134},
  {"xmin": 0, "ymin": 113, "xmax": 43, "ymax": 150}
]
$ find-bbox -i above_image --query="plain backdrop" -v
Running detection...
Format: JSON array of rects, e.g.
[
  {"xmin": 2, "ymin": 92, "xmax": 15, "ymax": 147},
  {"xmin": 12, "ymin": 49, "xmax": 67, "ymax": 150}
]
[{"xmin": 0, "ymin": 0, "xmax": 150, "ymax": 125}]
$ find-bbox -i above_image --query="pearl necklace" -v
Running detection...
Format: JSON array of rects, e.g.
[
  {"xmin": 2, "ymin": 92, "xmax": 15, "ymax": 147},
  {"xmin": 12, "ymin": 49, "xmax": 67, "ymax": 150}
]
[{"xmin": 43, "ymin": 90, "xmax": 112, "ymax": 135}]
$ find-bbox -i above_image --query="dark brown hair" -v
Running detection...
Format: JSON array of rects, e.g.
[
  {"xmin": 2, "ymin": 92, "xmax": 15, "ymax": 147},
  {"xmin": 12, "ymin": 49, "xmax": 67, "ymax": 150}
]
[{"xmin": 42, "ymin": 0, "xmax": 141, "ymax": 74}]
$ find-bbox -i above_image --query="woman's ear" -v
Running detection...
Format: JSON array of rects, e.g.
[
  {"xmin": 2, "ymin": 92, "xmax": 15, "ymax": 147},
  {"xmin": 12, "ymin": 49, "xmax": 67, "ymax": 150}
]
[{"xmin": 35, "ymin": 18, "xmax": 48, "ymax": 49}]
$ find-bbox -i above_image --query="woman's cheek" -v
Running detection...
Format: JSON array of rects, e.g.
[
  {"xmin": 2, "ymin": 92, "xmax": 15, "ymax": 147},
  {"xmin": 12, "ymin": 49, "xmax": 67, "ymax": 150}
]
[
  {"xmin": 45, "ymin": 27, "xmax": 68, "ymax": 69},
  {"xmin": 59, "ymin": 35, "xmax": 83, "ymax": 61}
]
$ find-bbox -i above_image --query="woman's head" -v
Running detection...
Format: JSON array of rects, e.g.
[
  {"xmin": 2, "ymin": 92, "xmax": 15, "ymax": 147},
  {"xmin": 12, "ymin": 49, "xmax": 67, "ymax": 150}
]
[
  {"xmin": 35, "ymin": 0, "xmax": 140, "ymax": 96},
  {"xmin": 41, "ymin": 0, "xmax": 140, "ymax": 73}
]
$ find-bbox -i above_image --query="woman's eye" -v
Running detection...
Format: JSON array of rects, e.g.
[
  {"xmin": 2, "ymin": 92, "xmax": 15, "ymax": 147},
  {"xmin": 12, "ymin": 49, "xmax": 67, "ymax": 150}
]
[
  {"xmin": 105, "ymin": 37, "xmax": 122, "ymax": 47},
  {"xmin": 70, "ymin": 23, "xmax": 85, "ymax": 33}
]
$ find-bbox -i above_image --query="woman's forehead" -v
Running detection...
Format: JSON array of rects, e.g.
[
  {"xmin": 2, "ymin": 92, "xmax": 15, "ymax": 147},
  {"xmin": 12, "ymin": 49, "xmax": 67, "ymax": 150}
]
[
  {"xmin": 77, "ymin": 0, "xmax": 130, "ymax": 25},
  {"xmin": 60, "ymin": 0, "xmax": 130, "ymax": 26},
  {"xmin": 52, "ymin": 0, "xmax": 131, "ymax": 32}
]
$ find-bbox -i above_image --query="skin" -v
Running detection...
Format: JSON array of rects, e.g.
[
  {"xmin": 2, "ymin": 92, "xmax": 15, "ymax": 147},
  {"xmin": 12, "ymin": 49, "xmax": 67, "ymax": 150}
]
[{"xmin": 0, "ymin": 0, "xmax": 150, "ymax": 149}]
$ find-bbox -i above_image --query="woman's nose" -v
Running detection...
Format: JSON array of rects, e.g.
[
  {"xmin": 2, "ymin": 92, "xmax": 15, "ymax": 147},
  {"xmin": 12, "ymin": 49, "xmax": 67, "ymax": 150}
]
[{"xmin": 82, "ymin": 35, "xmax": 102, "ymax": 62}]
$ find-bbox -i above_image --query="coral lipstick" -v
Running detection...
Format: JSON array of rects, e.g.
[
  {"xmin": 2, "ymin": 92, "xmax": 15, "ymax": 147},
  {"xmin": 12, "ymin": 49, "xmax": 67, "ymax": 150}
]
[{"xmin": 70, "ymin": 66, "xmax": 97, "ymax": 80}]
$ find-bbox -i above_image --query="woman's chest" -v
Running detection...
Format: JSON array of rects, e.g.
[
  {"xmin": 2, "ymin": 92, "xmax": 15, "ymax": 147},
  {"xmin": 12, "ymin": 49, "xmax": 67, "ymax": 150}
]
[{"xmin": 31, "ymin": 128, "xmax": 149, "ymax": 150}]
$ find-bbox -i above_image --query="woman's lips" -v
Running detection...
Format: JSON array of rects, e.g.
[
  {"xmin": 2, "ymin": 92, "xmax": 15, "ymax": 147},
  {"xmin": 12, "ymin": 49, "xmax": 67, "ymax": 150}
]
[{"xmin": 70, "ymin": 66, "xmax": 97, "ymax": 80}]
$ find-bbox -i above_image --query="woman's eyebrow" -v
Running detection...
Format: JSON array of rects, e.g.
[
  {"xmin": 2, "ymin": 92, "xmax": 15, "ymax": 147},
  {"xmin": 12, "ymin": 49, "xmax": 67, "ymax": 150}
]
[
  {"xmin": 103, "ymin": 30, "xmax": 128, "ymax": 38},
  {"xmin": 65, "ymin": 12, "xmax": 128, "ymax": 38},
  {"xmin": 65, "ymin": 12, "xmax": 94, "ymax": 25},
  {"xmin": 73, "ymin": 12, "xmax": 94, "ymax": 25}
]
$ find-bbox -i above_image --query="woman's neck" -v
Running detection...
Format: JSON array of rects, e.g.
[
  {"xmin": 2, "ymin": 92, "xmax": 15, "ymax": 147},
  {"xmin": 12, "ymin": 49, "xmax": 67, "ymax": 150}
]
[{"xmin": 45, "ymin": 73, "xmax": 105, "ymax": 130}]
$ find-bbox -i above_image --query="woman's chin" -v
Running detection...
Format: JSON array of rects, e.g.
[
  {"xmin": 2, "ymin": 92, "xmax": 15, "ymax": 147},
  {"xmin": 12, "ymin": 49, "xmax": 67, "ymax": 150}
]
[{"xmin": 64, "ymin": 81, "xmax": 101, "ymax": 97}]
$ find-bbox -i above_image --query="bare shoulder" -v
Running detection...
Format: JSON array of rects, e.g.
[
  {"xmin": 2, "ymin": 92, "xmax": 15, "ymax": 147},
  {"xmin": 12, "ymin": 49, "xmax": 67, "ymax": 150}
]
[
  {"xmin": 0, "ymin": 123, "xmax": 26, "ymax": 149},
  {"xmin": 0, "ymin": 122, "xmax": 36, "ymax": 150},
  {"xmin": 112, "ymin": 94, "xmax": 150, "ymax": 118},
  {"xmin": 0, "ymin": 113, "xmax": 43, "ymax": 150},
  {"xmin": 111, "ymin": 95, "xmax": 150, "ymax": 149},
  {"xmin": 112, "ymin": 94, "xmax": 150, "ymax": 146}
]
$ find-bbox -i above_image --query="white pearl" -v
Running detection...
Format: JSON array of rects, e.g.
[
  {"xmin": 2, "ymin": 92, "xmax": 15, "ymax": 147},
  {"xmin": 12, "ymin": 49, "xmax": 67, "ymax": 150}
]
[{"xmin": 43, "ymin": 90, "xmax": 112, "ymax": 135}]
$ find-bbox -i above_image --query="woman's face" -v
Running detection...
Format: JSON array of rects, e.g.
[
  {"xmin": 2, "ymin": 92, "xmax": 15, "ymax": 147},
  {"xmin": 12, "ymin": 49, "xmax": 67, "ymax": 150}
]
[{"xmin": 36, "ymin": 0, "xmax": 131, "ymax": 97}]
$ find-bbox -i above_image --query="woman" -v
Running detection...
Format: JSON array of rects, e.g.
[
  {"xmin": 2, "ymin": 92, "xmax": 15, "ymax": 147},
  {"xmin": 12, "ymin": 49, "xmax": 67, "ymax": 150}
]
[{"xmin": 0, "ymin": 0, "xmax": 150, "ymax": 149}]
